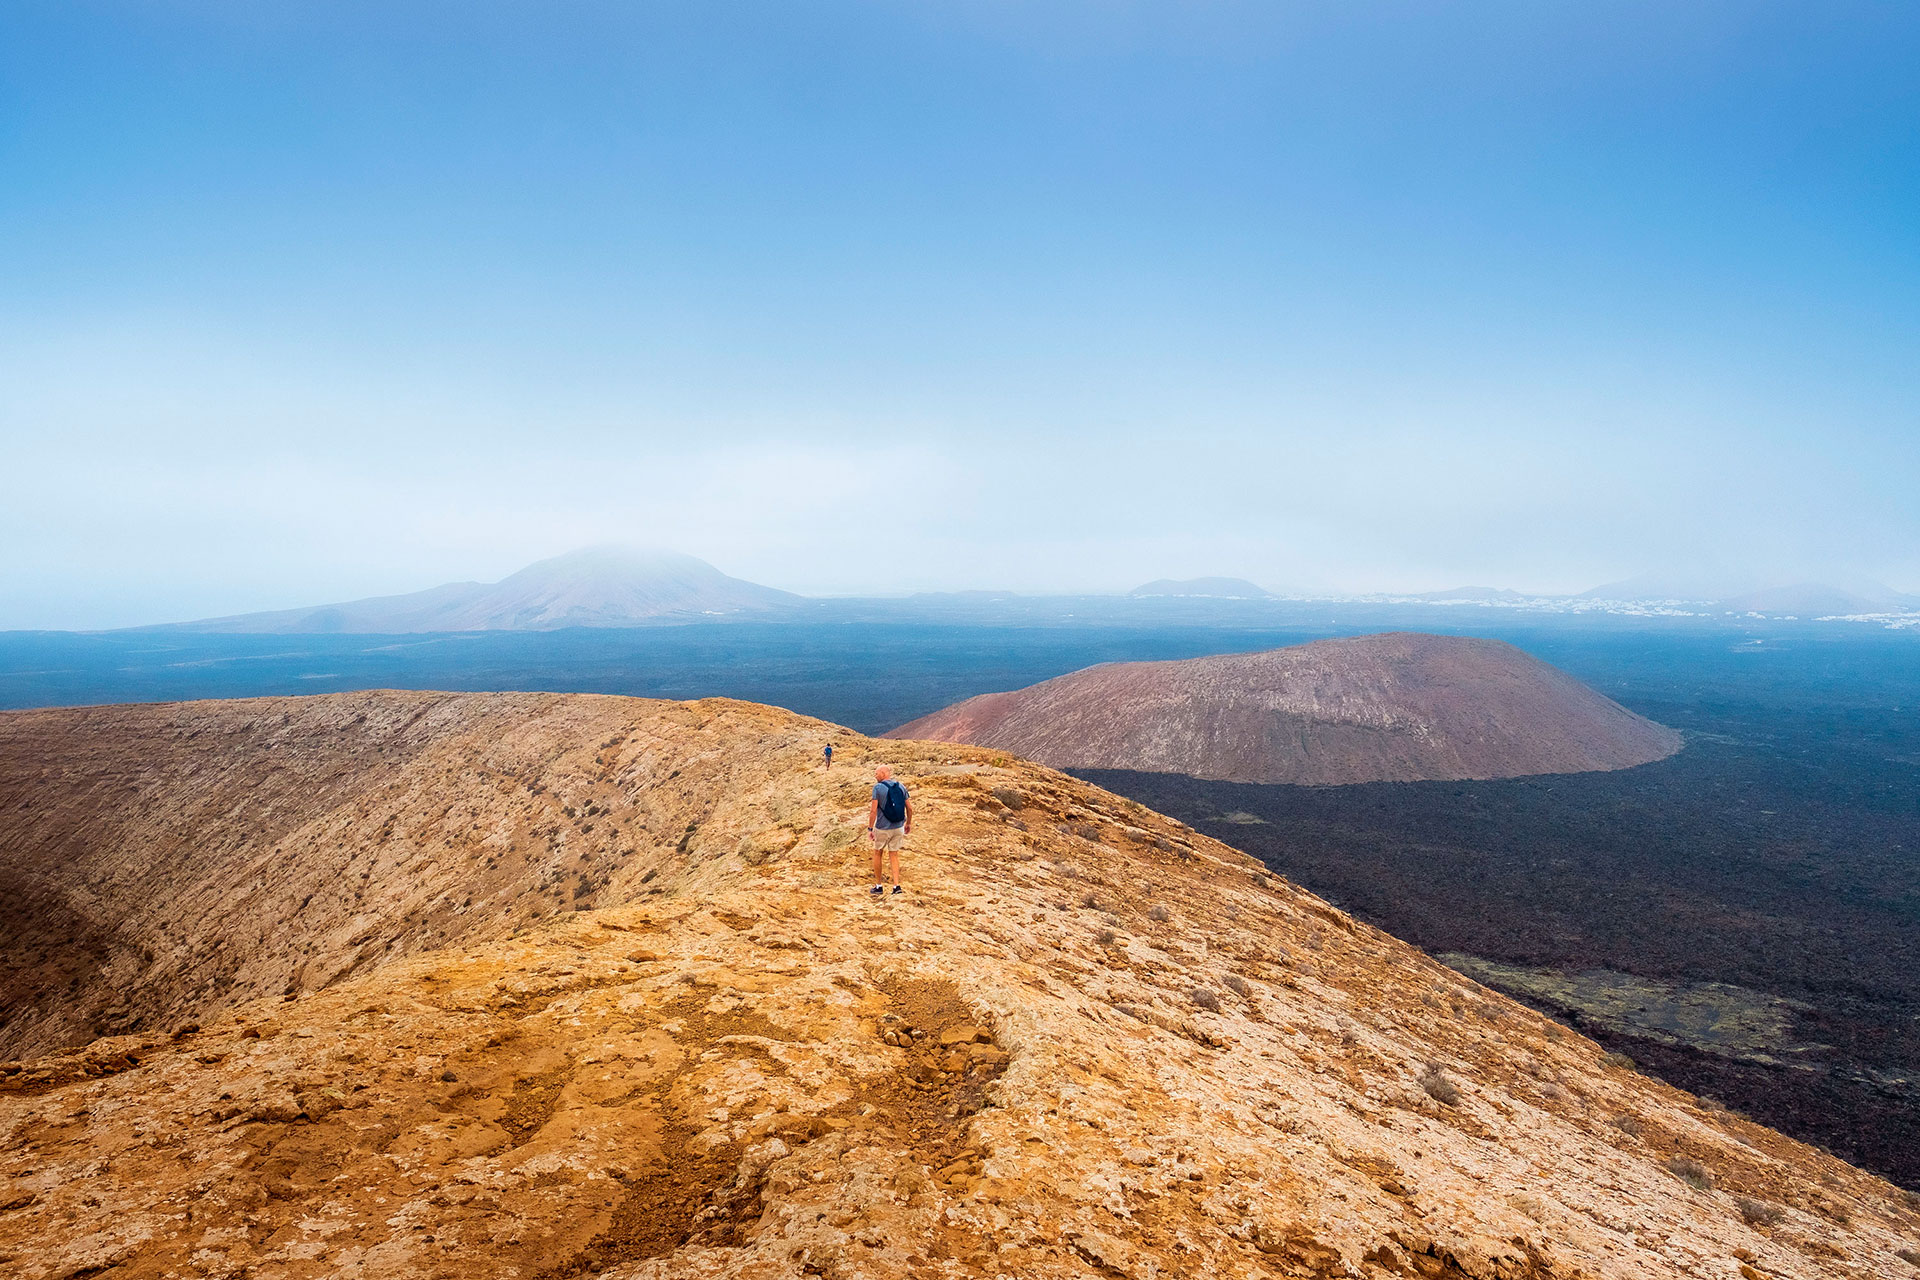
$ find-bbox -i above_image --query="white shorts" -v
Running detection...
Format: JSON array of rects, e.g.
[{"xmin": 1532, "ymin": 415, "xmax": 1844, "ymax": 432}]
[{"xmin": 870, "ymin": 827, "xmax": 906, "ymax": 852}]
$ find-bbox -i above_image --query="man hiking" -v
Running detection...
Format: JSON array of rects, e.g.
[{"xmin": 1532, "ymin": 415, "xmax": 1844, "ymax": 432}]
[
  {"xmin": 867, "ymin": 765, "xmax": 911, "ymax": 895},
  {"xmin": 823, "ymin": 742, "xmax": 833, "ymax": 770}
]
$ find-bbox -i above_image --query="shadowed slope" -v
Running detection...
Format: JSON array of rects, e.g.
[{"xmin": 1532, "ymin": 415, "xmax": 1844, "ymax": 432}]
[
  {"xmin": 0, "ymin": 693, "xmax": 1910, "ymax": 1279},
  {"xmin": 0, "ymin": 691, "xmax": 851, "ymax": 1058},
  {"xmin": 889, "ymin": 632, "xmax": 1682, "ymax": 784}
]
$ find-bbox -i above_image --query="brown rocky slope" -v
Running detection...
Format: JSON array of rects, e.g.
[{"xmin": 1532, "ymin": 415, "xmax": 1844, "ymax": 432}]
[
  {"xmin": 887, "ymin": 633, "xmax": 1682, "ymax": 785},
  {"xmin": 1, "ymin": 692, "xmax": 1913, "ymax": 1279}
]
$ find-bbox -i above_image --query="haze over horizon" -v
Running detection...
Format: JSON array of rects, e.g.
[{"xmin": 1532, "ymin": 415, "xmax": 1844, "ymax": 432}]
[{"xmin": 6, "ymin": 3, "xmax": 1920, "ymax": 629}]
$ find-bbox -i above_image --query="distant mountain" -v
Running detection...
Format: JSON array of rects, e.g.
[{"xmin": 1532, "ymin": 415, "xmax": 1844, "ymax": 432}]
[
  {"xmin": 1128, "ymin": 576, "xmax": 1273, "ymax": 599},
  {"xmin": 164, "ymin": 548, "xmax": 800, "ymax": 633},
  {"xmin": 889, "ymin": 631, "xmax": 1681, "ymax": 784},
  {"xmin": 1578, "ymin": 571, "xmax": 1761, "ymax": 602}
]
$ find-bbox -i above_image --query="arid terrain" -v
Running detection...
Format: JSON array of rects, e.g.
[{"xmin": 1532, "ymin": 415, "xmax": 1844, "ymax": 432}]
[
  {"xmin": 1, "ymin": 692, "xmax": 1915, "ymax": 1279},
  {"xmin": 888, "ymin": 633, "xmax": 1682, "ymax": 784}
]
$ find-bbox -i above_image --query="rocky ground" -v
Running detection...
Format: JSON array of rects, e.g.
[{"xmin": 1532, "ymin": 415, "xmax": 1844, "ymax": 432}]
[{"xmin": 1, "ymin": 692, "xmax": 1915, "ymax": 1278}]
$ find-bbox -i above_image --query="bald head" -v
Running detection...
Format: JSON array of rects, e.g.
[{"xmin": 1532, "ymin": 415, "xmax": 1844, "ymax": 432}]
[{"xmin": 874, "ymin": 765, "xmax": 892, "ymax": 781}]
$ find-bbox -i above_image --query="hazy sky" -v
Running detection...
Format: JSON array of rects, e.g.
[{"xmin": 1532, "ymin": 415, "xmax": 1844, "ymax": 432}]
[{"xmin": 5, "ymin": 2, "xmax": 1919, "ymax": 627}]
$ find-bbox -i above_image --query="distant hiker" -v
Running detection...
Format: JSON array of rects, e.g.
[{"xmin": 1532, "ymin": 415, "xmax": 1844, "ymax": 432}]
[
  {"xmin": 867, "ymin": 765, "xmax": 911, "ymax": 895},
  {"xmin": 823, "ymin": 743, "xmax": 833, "ymax": 770}
]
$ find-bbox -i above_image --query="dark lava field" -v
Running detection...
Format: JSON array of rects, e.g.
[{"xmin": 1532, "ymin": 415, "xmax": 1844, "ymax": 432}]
[{"xmin": 1083, "ymin": 638, "xmax": 1920, "ymax": 1188}]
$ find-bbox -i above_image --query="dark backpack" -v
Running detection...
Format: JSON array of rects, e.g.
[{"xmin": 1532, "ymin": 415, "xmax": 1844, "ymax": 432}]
[{"xmin": 878, "ymin": 780, "xmax": 907, "ymax": 824}]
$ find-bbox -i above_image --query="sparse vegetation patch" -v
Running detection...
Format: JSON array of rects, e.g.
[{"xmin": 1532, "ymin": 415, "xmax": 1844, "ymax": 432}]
[
  {"xmin": 1665, "ymin": 1156, "xmax": 1711, "ymax": 1191},
  {"xmin": 1418, "ymin": 1064, "xmax": 1461, "ymax": 1106}
]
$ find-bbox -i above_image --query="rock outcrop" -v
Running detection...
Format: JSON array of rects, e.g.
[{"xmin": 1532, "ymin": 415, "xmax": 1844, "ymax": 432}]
[
  {"xmin": 1, "ymin": 692, "xmax": 1911, "ymax": 1279},
  {"xmin": 888, "ymin": 632, "xmax": 1683, "ymax": 784}
]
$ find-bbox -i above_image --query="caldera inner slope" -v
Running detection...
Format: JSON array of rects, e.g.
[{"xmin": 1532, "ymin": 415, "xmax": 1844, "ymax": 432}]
[
  {"xmin": 887, "ymin": 632, "xmax": 1682, "ymax": 785},
  {"xmin": 1, "ymin": 692, "xmax": 1911, "ymax": 1279}
]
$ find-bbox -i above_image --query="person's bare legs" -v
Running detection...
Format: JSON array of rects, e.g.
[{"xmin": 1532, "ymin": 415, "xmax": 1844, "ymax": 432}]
[{"xmin": 868, "ymin": 830, "xmax": 902, "ymax": 890}]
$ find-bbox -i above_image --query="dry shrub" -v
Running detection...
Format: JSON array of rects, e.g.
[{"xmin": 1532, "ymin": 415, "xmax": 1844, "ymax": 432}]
[
  {"xmin": 1148, "ymin": 904, "xmax": 1172, "ymax": 923},
  {"xmin": 1095, "ymin": 927, "xmax": 1117, "ymax": 945},
  {"xmin": 1600, "ymin": 1050, "xmax": 1635, "ymax": 1070},
  {"xmin": 1666, "ymin": 1156, "xmax": 1711, "ymax": 1191},
  {"xmin": 1189, "ymin": 987, "xmax": 1222, "ymax": 1013},
  {"xmin": 990, "ymin": 786, "xmax": 1024, "ymax": 810},
  {"xmin": 1080, "ymin": 891, "xmax": 1105, "ymax": 911},
  {"xmin": 1507, "ymin": 1192, "xmax": 1546, "ymax": 1220},
  {"xmin": 1735, "ymin": 1196, "xmax": 1784, "ymax": 1228},
  {"xmin": 1611, "ymin": 1113, "xmax": 1645, "ymax": 1139},
  {"xmin": 1418, "ymin": 1064, "xmax": 1460, "ymax": 1106},
  {"xmin": 1222, "ymin": 974, "xmax": 1252, "ymax": 997},
  {"xmin": 1896, "ymin": 1247, "xmax": 1920, "ymax": 1269}
]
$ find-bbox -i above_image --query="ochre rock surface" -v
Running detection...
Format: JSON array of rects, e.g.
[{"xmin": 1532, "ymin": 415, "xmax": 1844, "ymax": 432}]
[
  {"xmin": 887, "ymin": 632, "xmax": 1682, "ymax": 785},
  {"xmin": 1, "ymin": 693, "xmax": 1911, "ymax": 1280}
]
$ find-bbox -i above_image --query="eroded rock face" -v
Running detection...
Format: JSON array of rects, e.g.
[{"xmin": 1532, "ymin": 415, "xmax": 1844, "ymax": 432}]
[
  {"xmin": 1, "ymin": 693, "xmax": 1912, "ymax": 1279},
  {"xmin": 887, "ymin": 632, "xmax": 1683, "ymax": 784}
]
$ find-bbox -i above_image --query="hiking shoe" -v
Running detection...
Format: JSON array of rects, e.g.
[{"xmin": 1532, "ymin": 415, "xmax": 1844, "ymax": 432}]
[
  {"xmin": 890, "ymin": 885, "xmax": 903, "ymax": 894},
  {"xmin": 869, "ymin": 884, "xmax": 884, "ymax": 895}
]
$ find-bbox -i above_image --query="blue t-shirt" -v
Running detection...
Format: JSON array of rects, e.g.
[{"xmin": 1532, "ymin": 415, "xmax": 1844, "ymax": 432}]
[{"xmin": 872, "ymin": 781, "xmax": 908, "ymax": 830}]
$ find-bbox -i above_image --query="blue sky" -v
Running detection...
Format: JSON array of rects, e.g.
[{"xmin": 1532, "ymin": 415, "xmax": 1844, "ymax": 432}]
[{"xmin": 3, "ymin": 2, "xmax": 1918, "ymax": 626}]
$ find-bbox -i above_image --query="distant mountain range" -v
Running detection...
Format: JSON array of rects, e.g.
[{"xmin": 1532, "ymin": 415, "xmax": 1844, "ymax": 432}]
[
  {"xmin": 164, "ymin": 548, "xmax": 799, "ymax": 633},
  {"xmin": 127, "ymin": 548, "xmax": 1919, "ymax": 634},
  {"xmin": 1127, "ymin": 577, "xmax": 1274, "ymax": 599}
]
